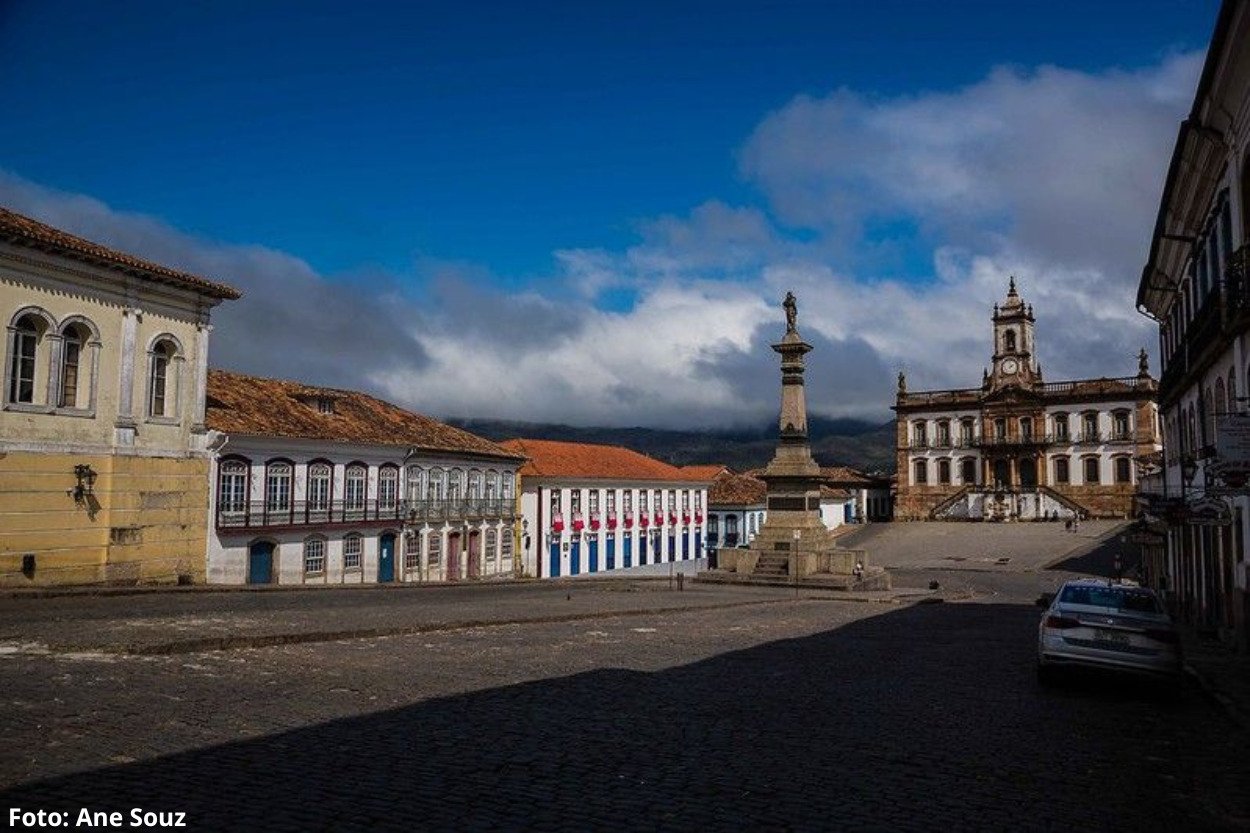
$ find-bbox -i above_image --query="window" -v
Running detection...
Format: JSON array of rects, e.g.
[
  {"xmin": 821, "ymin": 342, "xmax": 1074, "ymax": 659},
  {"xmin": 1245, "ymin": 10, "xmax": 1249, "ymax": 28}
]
[
  {"xmin": 571, "ymin": 489, "xmax": 582, "ymax": 514},
  {"xmin": 1114, "ymin": 457, "xmax": 1132, "ymax": 484},
  {"xmin": 1082, "ymin": 412, "xmax": 1099, "ymax": 441},
  {"xmin": 1020, "ymin": 417, "xmax": 1033, "ymax": 441},
  {"xmin": 653, "ymin": 489, "xmax": 662, "ymax": 515},
  {"xmin": 1113, "ymin": 411, "xmax": 1131, "ymax": 441},
  {"xmin": 147, "ymin": 337, "xmax": 180, "ymax": 418},
  {"xmin": 303, "ymin": 537, "xmax": 326, "ymax": 575},
  {"xmin": 58, "ymin": 321, "xmax": 92, "ymax": 408},
  {"xmin": 428, "ymin": 532, "xmax": 441, "ymax": 566},
  {"xmin": 378, "ymin": 466, "xmax": 399, "ymax": 511},
  {"xmin": 1054, "ymin": 457, "xmax": 1070, "ymax": 484},
  {"xmin": 913, "ymin": 421, "xmax": 927, "ymax": 447},
  {"xmin": 343, "ymin": 534, "xmax": 362, "ymax": 570},
  {"xmin": 550, "ymin": 489, "xmax": 562, "ymax": 519},
  {"xmin": 1204, "ymin": 386, "xmax": 1215, "ymax": 442},
  {"xmin": 589, "ymin": 490, "xmax": 600, "ymax": 514},
  {"xmin": 681, "ymin": 491, "xmax": 690, "ymax": 510},
  {"xmin": 1216, "ymin": 378, "xmax": 1227, "ymax": 426},
  {"xmin": 307, "ymin": 463, "xmax": 332, "ymax": 514},
  {"xmin": 937, "ymin": 459, "xmax": 951, "ymax": 484},
  {"xmin": 936, "ymin": 421, "xmax": 950, "ymax": 447},
  {"xmin": 485, "ymin": 470, "xmax": 499, "ymax": 500},
  {"xmin": 218, "ymin": 459, "xmax": 249, "ymax": 518},
  {"xmin": 485, "ymin": 529, "xmax": 498, "ymax": 564},
  {"xmin": 1229, "ymin": 369, "xmax": 1238, "ymax": 414},
  {"xmin": 447, "ymin": 469, "xmax": 463, "ymax": 501},
  {"xmin": 7, "ymin": 312, "xmax": 44, "ymax": 404},
  {"xmin": 502, "ymin": 472, "xmax": 515, "ymax": 499},
  {"xmin": 708, "ymin": 515, "xmax": 719, "ymax": 537},
  {"xmin": 1083, "ymin": 457, "xmax": 1100, "ymax": 484},
  {"xmin": 994, "ymin": 418, "xmax": 1007, "ymax": 440},
  {"xmin": 914, "ymin": 459, "xmax": 928, "ymax": 485},
  {"xmin": 1004, "ymin": 329, "xmax": 1016, "ymax": 351},
  {"xmin": 960, "ymin": 419, "xmax": 975, "ymax": 445},
  {"xmin": 726, "ymin": 515, "xmax": 739, "ymax": 545},
  {"xmin": 960, "ymin": 457, "xmax": 976, "ymax": 485},
  {"xmin": 607, "ymin": 490, "xmax": 617, "ymax": 514},
  {"xmin": 428, "ymin": 467, "xmax": 444, "ymax": 500},
  {"xmin": 316, "ymin": 397, "xmax": 334, "ymax": 414},
  {"xmin": 624, "ymin": 490, "xmax": 633, "ymax": 515},
  {"xmin": 468, "ymin": 469, "xmax": 483, "ymax": 499},
  {"xmin": 266, "ymin": 462, "xmax": 293, "ymax": 512},
  {"xmin": 345, "ymin": 464, "xmax": 367, "ymax": 516},
  {"xmin": 501, "ymin": 526, "xmax": 513, "ymax": 564}
]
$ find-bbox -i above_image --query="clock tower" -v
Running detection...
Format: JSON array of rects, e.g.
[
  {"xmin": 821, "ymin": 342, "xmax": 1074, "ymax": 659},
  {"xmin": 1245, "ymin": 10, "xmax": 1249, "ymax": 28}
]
[{"xmin": 988, "ymin": 277, "xmax": 1041, "ymax": 392}]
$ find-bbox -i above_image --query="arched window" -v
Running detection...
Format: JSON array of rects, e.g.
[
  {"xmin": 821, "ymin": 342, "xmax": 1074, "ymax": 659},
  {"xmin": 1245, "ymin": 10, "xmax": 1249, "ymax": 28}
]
[
  {"xmin": 7, "ymin": 309, "xmax": 53, "ymax": 406},
  {"xmin": 447, "ymin": 468, "xmax": 464, "ymax": 500},
  {"xmin": 427, "ymin": 467, "xmax": 444, "ymax": 500},
  {"xmin": 58, "ymin": 318, "xmax": 98, "ymax": 410},
  {"xmin": 1204, "ymin": 386, "xmax": 1215, "ymax": 443},
  {"xmin": 307, "ymin": 462, "xmax": 332, "ymax": 518},
  {"xmin": 378, "ymin": 465, "xmax": 399, "ymax": 512},
  {"xmin": 265, "ymin": 461, "xmax": 293, "ymax": 513},
  {"xmin": 147, "ymin": 335, "xmax": 183, "ymax": 419},
  {"xmin": 343, "ymin": 533, "xmax": 363, "ymax": 570},
  {"xmin": 218, "ymin": 458, "xmax": 250, "ymax": 523},
  {"xmin": 1004, "ymin": 329, "xmax": 1017, "ymax": 352},
  {"xmin": 1054, "ymin": 456, "xmax": 1070, "ymax": 484},
  {"xmin": 468, "ymin": 469, "xmax": 483, "ymax": 499},
  {"xmin": 1216, "ymin": 376, "xmax": 1228, "ymax": 424},
  {"xmin": 913, "ymin": 459, "xmax": 928, "ymax": 485},
  {"xmin": 1114, "ymin": 457, "xmax": 1132, "ymax": 484},
  {"xmin": 303, "ymin": 536, "xmax": 326, "ymax": 576},
  {"xmin": 1229, "ymin": 368, "xmax": 1238, "ymax": 413},
  {"xmin": 485, "ymin": 470, "xmax": 499, "ymax": 499},
  {"xmin": 502, "ymin": 472, "xmax": 515, "ymax": 499},
  {"xmin": 345, "ymin": 463, "xmax": 367, "ymax": 517}
]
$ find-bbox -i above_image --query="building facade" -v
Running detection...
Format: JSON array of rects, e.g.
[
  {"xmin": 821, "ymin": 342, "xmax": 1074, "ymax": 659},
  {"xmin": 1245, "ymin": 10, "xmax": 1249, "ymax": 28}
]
[
  {"xmin": 206, "ymin": 370, "xmax": 524, "ymax": 585},
  {"xmin": 1136, "ymin": 0, "xmax": 1249, "ymax": 649},
  {"xmin": 894, "ymin": 280, "xmax": 1161, "ymax": 521},
  {"xmin": 706, "ymin": 467, "xmax": 871, "ymax": 550},
  {"xmin": 0, "ymin": 207, "xmax": 239, "ymax": 586},
  {"xmin": 502, "ymin": 439, "xmax": 711, "ymax": 578}
]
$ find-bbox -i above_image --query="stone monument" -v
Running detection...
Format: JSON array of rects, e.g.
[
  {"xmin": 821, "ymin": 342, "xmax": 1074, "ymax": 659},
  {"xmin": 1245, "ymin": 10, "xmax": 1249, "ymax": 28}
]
[{"xmin": 702, "ymin": 293, "xmax": 890, "ymax": 590}]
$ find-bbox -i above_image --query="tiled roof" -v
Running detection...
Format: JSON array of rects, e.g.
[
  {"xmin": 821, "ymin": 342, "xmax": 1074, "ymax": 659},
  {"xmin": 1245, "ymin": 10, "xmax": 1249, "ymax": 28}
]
[
  {"xmin": 709, "ymin": 471, "xmax": 766, "ymax": 507},
  {"xmin": 206, "ymin": 369, "xmax": 523, "ymax": 459},
  {"xmin": 681, "ymin": 464, "xmax": 729, "ymax": 480},
  {"xmin": 0, "ymin": 206, "xmax": 241, "ymax": 300},
  {"xmin": 500, "ymin": 439, "xmax": 709, "ymax": 482},
  {"xmin": 820, "ymin": 486, "xmax": 853, "ymax": 500},
  {"xmin": 820, "ymin": 466, "xmax": 873, "ymax": 486}
]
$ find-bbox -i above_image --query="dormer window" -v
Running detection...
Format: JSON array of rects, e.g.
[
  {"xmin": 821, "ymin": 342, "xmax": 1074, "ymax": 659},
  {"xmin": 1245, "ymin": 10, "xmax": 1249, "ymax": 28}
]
[{"xmin": 317, "ymin": 398, "xmax": 334, "ymax": 414}]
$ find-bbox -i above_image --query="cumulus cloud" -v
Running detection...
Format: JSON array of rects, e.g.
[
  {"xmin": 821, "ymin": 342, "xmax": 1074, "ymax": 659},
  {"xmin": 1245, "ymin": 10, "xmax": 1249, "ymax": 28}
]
[{"xmin": 0, "ymin": 50, "xmax": 1200, "ymax": 428}]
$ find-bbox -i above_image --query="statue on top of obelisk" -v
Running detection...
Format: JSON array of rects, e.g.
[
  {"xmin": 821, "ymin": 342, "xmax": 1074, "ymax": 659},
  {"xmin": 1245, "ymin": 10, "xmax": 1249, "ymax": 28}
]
[{"xmin": 783, "ymin": 291, "xmax": 798, "ymax": 334}]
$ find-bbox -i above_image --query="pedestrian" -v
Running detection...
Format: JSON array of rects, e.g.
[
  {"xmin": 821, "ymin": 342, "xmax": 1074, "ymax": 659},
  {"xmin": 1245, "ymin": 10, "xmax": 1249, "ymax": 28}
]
[{"xmin": 1065, "ymin": 518, "xmax": 1072, "ymax": 532}]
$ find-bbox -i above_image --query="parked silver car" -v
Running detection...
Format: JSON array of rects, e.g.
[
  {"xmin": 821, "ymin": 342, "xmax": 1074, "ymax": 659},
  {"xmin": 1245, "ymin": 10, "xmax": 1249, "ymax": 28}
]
[{"xmin": 1037, "ymin": 578, "xmax": 1182, "ymax": 682}]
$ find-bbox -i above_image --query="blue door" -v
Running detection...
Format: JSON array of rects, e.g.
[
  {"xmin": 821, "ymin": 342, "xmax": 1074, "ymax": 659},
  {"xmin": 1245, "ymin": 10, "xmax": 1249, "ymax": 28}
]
[
  {"xmin": 549, "ymin": 543, "xmax": 561, "ymax": 578},
  {"xmin": 570, "ymin": 542, "xmax": 581, "ymax": 575},
  {"xmin": 668, "ymin": 536, "xmax": 675, "ymax": 563},
  {"xmin": 639, "ymin": 536, "xmax": 647, "ymax": 565},
  {"xmin": 378, "ymin": 533, "xmax": 395, "ymax": 582},
  {"xmin": 589, "ymin": 540, "xmax": 599, "ymax": 573},
  {"xmin": 248, "ymin": 541, "xmax": 273, "ymax": 585},
  {"xmin": 623, "ymin": 537, "xmax": 632, "ymax": 568},
  {"xmin": 607, "ymin": 538, "xmax": 616, "ymax": 570},
  {"xmin": 695, "ymin": 532, "xmax": 702, "ymax": 562}
]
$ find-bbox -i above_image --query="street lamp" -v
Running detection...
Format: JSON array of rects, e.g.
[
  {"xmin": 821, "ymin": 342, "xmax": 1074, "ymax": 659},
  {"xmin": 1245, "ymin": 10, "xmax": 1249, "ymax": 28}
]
[{"xmin": 1181, "ymin": 455, "xmax": 1199, "ymax": 498}]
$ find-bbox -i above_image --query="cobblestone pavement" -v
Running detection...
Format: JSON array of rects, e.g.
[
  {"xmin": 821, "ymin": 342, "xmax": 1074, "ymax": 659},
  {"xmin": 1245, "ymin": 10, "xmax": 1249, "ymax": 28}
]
[{"xmin": 1, "ymin": 571, "xmax": 1247, "ymax": 831}]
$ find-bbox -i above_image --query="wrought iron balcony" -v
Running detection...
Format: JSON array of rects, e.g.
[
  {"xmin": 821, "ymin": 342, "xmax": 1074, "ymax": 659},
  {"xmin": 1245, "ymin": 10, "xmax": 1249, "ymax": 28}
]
[{"xmin": 217, "ymin": 497, "xmax": 516, "ymax": 529}]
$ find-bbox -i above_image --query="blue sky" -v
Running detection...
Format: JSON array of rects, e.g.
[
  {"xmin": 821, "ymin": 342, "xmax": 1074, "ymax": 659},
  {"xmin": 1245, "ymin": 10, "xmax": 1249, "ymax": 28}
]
[{"xmin": 0, "ymin": 0, "xmax": 1223, "ymax": 426}]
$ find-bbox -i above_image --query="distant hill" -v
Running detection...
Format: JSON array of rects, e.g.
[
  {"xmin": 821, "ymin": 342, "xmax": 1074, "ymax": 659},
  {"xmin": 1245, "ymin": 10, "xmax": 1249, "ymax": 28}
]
[{"xmin": 447, "ymin": 415, "xmax": 898, "ymax": 474}]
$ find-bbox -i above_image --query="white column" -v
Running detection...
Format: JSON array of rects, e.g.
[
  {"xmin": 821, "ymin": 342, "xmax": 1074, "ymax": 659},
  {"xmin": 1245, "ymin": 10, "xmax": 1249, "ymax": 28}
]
[{"xmin": 115, "ymin": 307, "xmax": 140, "ymax": 444}]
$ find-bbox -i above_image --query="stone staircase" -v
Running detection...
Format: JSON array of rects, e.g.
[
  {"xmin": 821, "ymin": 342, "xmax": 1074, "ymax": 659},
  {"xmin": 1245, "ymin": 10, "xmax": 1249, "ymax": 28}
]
[{"xmin": 752, "ymin": 551, "xmax": 791, "ymax": 578}]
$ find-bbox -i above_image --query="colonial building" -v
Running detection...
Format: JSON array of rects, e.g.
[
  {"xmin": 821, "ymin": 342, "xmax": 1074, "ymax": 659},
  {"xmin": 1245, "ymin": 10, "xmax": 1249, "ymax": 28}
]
[
  {"xmin": 205, "ymin": 370, "xmax": 524, "ymax": 584},
  {"xmin": 894, "ymin": 280, "xmax": 1161, "ymax": 521},
  {"xmin": 0, "ymin": 207, "xmax": 239, "ymax": 586},
  {"xmin": 501, "ymin": 439, "xmax": 711, "ymax": 578},
  {"xmin": 1136, "ymin": 0, "xmax": 1249, "ymax": 649}
]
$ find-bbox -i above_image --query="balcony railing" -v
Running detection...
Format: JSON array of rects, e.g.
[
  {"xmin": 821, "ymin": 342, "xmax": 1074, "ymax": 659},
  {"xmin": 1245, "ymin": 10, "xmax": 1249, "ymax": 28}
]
[
  {"xmin": 1160, "ymin": 245, "xmax": 1250, "ymax": 400},
  {"xmin": 217, "ymin": 497, "xmax": 516, "ymax": 529}
]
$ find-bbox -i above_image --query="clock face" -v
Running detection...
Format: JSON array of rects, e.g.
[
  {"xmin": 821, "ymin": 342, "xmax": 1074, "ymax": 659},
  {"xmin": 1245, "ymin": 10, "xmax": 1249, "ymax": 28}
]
[{"xmin": 1002, "ymin": 358, "xmax": 1019, "ymax": 374}]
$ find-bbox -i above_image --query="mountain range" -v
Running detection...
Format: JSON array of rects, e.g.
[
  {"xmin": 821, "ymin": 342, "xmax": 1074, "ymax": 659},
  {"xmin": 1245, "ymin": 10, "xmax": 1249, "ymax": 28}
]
[{"xmin": 446, "ymin": 415, "xmax": 898, "ymax": 474}]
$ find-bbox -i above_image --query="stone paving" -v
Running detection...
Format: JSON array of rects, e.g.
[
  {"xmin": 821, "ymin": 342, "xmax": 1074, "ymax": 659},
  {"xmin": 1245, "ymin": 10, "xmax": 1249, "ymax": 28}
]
[{"xmin": 0, "ymin": 523, "xmax": 1247, "ymax": 831}]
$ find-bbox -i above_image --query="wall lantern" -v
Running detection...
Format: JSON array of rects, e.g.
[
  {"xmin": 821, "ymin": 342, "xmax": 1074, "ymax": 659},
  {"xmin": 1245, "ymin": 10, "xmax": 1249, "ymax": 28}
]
[
  {"xmin": 72, "ymin": 464, "xmax": 97, "ymax": 502},
  {"xmin": 1181, "ymin": 456, "xmax": 1199, "ymax": 488}
]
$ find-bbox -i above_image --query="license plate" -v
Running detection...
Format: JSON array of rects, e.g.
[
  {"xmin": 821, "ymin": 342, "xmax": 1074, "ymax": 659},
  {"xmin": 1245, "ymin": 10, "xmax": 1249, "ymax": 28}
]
[{"xmin": 1094, "ymin": 629, "xmax": 1129, "ymax": 646}]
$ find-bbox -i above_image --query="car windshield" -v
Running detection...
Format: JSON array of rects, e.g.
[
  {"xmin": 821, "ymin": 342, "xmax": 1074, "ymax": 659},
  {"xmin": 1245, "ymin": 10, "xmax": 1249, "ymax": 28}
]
[{"xmin": 1059, "ymin": 585, "xmax": 1161, "ymax": 613}]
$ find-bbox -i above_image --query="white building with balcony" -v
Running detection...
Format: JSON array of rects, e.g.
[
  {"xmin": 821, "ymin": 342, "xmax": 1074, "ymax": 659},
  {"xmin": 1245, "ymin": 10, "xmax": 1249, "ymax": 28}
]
[
  {"xmin": 1136, "ymin": 0, "xmax": 1250, "ymax": 650},
  {"xmin": 205, "ymin": 370, "xmax": 524, "ymax": 585},
  {"xmin": 500, "ymin": 439, "xmax": 711, "ymax": 578}
]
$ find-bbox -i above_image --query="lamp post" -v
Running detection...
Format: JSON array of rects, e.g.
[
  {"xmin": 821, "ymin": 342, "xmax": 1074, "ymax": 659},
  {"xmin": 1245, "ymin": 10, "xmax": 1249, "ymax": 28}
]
[
  {"xmin": 520, "ymin": 517, "xmax": 530, "ymax": 577},
  {"xmin": 1181, "ymin": 455, "xmax": 1198, "ymax": 500}
]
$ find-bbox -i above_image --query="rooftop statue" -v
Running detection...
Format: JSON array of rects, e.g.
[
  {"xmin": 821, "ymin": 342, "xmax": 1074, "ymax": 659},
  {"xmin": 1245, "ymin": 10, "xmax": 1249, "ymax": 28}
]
[{"xmin": 783, "ymin": 291, "xmax": 798, "ymax": 333}]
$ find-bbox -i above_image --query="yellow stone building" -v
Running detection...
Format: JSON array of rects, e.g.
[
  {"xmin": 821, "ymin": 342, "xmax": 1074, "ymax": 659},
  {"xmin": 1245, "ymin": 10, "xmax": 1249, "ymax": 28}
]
[{"xmin": 0, "ymin": 208, "xmax": 240, "ymax": 585}]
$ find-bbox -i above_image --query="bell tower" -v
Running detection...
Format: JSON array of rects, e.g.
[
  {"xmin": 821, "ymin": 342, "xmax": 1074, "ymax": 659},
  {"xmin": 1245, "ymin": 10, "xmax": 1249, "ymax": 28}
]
[{"xmin": 988, "ymin": 277, "xmax": 1041, "ymax": 392}]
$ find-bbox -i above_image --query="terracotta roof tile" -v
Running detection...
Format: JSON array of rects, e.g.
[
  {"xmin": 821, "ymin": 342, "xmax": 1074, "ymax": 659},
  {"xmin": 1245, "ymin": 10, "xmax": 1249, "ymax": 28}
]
[
  {"xmin": 820, "ymin": 466, "xmax": 872, "ymax": 486},
  {"xmin": 205, "ymin": 369, "xmax": 523, "ymax": 459},
  {"xmin": 0, "ymin": 206, "xmax": 241, "ymax": 300},
  {"xmin": 680, "ymin": 464, "xmax": 729, "ymax": 480},
  {"xmin": 500, "ymin": 439, "xmax": 708, "ymax": 482},
  {"xmin": 709, "ymin": 471, "xmax": 766, "ymax": 506}
]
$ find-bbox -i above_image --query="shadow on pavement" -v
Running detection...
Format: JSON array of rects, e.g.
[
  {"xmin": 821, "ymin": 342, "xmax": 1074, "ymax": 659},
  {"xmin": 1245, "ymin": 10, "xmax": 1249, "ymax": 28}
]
[
  {"xmin": 1044, "ymin": 528, "xmax": 1130, "ymax": 578},
  {"xmin": 1, "ymin": 601, "xmax": 1242, "ymax": 832}
]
